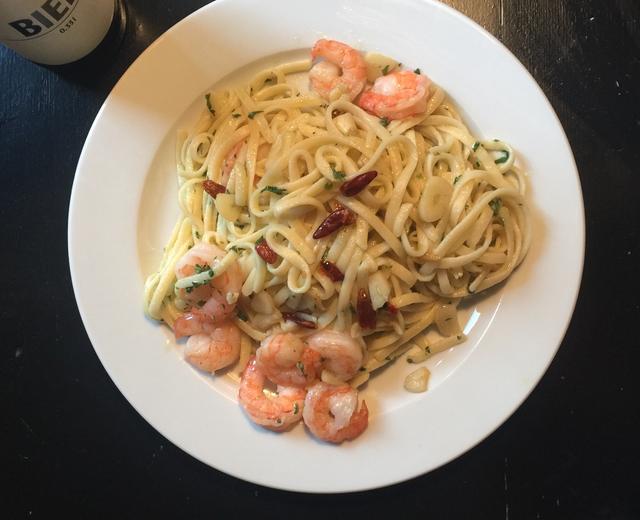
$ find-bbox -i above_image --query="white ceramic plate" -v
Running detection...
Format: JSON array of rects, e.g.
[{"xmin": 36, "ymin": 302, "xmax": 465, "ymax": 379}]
[{"xmin": 68, "ymin": 0, "xmax": 584, "ymax": 492}]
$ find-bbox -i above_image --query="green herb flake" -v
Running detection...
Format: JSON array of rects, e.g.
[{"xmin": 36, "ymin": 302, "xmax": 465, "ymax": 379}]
[
  {"xmin": 248, "ymin": 110, "xmax": 263, "ymax": 119},
  {"xmin": 236, "ymin": 308, "xmax": 248, "ymax": 321},
  {"xmin": 321, "ymin": 248, "xmax": 329, "ymax": 262},
  {"xmin": 324, "ymin": 181, "xmax": 334, "ymax": 190},
  {"xmin": 296, "ymin": 361, "xmax": 305, "ymax": 375},
  {"xmin": 185, "ymin": 279, "xmax": 209, "ymax": 294},
  {"xmin": 494, "ymin": 150, "xmax": 510, "ymax": 164},
  {"xmin": 379, "ymin": 116, "xmax": 390, "ymax": 128},
  {"xmin": 194, "ymin": 264, "xmax": 211, "ymax": 274},
  {"xmin": 261, "ymin": 185, "xmax": 287, "ymax": 195},
  {"xmin": 230, "ymin": 246, "xmax": 240, "ymax": 253},
  {"xmin": 195, "ymin": 230, "xmax": 201, "ymax": 239},
  {"xmin": 293, "ymin": 402, "xmax": 299, "ymax": 415},
  {"xmin": 331, "ymin": 166, "xmax": 346, "ymax": 181},
  {"xmin": 232, "ymin": 113, "xmax": 241, "ymax": 118},
  {"xmin": 255, "ymin": 237, "xmax": 265, "ymax": 245},
  {"xmin": 472, "ymin": 141, "xmax": 480, "ymax": 151},
  {"xmin": 205, "ymin": 93, "xmax": 215, "ymax": 115},
  {"xmin": 489, "ymin": 198, "xmax": 502, "ymax": 216},
  {"xmin": 381, "ymin": 64, "xmax": 390, "ymax": 75},
  {"xmin": 453, "ymin": 175, "xmax": 462, "ymax": 185},
  {"xmin": 414, "ymin": 68, "xmax": 421, "ymax": 74}
]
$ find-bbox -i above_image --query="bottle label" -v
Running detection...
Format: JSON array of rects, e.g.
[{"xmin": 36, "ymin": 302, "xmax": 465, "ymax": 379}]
[{"xmin": 0, "ymin": 0, "xmax": 115, "ymax": 65}]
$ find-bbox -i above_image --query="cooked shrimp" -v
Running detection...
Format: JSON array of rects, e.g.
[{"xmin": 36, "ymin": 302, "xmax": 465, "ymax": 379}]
[
  {"xmin": 183, "ymin": 321, "xmax": 241, "ymax": 373},
  {"xmin": 255, "ymin": 333, "xmax": 321, "ymax": 387},
  {"xmin": 220, "ymin": 140, "xmax": 244, "ymax": 187},
  {"xmin": 303, "ymin": 382, "xmax": 368, "ymax": 443},
  {"xmin": 309, "ymin": 39, "xmax": 367, "ymax": 101},
  {"xmin": 173, "ymin": 242, "xmax": 243, "ymax": 337},
  {"xmin": 307, "ymin": 330, "xmax": 363, "ymax": 381},
  {"xmin": 358, "ymin": 70, "xmax": 431, "ymax": 120},
  {"xmin": 238, "ymin": 356, "xmax": 306, "ymax": 431}
]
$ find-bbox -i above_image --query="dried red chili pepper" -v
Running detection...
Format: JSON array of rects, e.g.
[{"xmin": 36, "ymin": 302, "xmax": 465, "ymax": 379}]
[
  {"xmin": 255, "ymin": 238, "xmax": 278, "ymax": 264},
  {"xmin": 386, "ymin": 302, "xmax": 399, "ymax": 315},
  {"xmin": 312, "ymin": 208, "xmax": 356, "ymax": 239},
  {"xmin": 339, "ymin": 170, "xmax": 377, "ymax": 197},
  {"xmin": 282, "ymin": 312, "xmax": 317, "ymax": 329},
  {"xmin": 357, "ymin": 288, "xmax": 376, "ymax": 329},
  {"xmin": 320, "ymin": 261, "xmax": 344, "ymax": 282},
  {"xmin": 202, "ymin": 180, "xmax": 226, "ymax": 198}
]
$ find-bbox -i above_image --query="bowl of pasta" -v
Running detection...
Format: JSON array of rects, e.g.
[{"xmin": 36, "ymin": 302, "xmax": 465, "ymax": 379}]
[{"xmin": 69, "ymin": 0, "xmax": 584, "ymax": 492}]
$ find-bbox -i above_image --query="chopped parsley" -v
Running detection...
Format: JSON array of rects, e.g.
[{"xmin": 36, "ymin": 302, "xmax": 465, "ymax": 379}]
[
  {"xmin": 472, "ymin": 141, "xmax": 480, "ymax": 151},
  {"xmin": 414, "ymin": 68, "xmax": 421, "ymax": 74},
  {"xmin": 293, "ymin": 402, "xmax": 299, "ymax": 415},
  {"xmin": 324, "ymin": 181, "xmax": 334, "ymax": 190},
  {"xmin": 494, "ymin": 150, "xmax": 510, "ymax": 164},
  {"xmin": 331, "ymin": 166, "xmax": 346, "ymax": 181},
  {"xmin": 296, "ymin": 361, "xmax": 305, "ymax": 375},
  {"xmin": 489, "ymin": 198, "xmax": 502, "ymax": 216},
  {"xmin": 194, "ymin": 264, "xmax": 213, "ymax": 275},
  {"xmin": 454, "ymin": 175, "xmax": 462, "ymax": 185},
  {"xmin": 321, "ymin": 248, "xmax": 329, "ymax": 262},
  {"xmin": 381, "ymin": 65, "xmax": 390, "ymax": 75},
  {"xmin": 236, "ymin": 308, "xmax": 248, "ymax": 321},
  {"xmin": 379, "ymin": 116, "xmax": 390, "ymax": 128},
  {"xmin": 232, "ymin": 113, "xmax": 241, "ymax": 118},
  {"xmin": 205, "ymin": 93, "xmax": 215, "ymax": 115},
  {"xmin": 248, "ymin": 110, "xmax": 263, "ymax": 119},
  {"xmin": 195, "ymin": 230, "xmax": 201, "ymax": 239},
  {"xmin": 261, "ymin": 185, "xmax": 287, "ymax": 195},
  {"xmin": 185, "ymin": 280, "xmax": 208, "ymax": 293}
]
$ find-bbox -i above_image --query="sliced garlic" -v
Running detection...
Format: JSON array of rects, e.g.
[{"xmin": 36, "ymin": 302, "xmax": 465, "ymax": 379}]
[
  {"xmin": 404, "ymin": 367, "xmax": 430, "ymax": 393},
  {"xmin": 418, "ymin": 176, "xmax": 453, "ymax": 222}
]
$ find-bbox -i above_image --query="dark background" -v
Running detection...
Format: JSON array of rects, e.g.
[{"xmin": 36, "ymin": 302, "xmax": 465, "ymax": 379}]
[{"xmin": 2, "ymin": 1, "xmax": 638, "ymax": 518}]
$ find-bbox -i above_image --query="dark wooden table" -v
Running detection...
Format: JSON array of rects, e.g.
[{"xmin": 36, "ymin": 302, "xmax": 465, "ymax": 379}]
[{"xmin": 2, "ymin": 1, "xmax": 638, "ymax": 518}]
